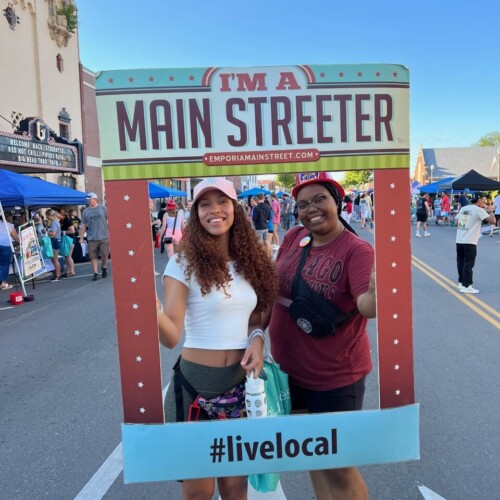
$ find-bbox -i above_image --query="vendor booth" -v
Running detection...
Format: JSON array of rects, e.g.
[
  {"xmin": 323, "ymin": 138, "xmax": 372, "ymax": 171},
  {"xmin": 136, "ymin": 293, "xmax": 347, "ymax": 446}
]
[{"xmin": 0, "ymin": 169, "xmax": 88, "ymax": 296}]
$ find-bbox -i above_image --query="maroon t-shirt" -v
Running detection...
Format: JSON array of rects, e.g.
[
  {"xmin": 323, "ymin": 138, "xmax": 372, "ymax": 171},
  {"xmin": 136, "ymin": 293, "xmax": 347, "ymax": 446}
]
[{"xmin": 269, "ymin": 226, "xmax": 374, "ymax": 390}]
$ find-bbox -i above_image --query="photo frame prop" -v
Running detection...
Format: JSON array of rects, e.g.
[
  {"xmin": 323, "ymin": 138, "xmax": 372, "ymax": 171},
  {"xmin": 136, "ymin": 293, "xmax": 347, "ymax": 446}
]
[{"xmin": 97, "ymin": 63, "xmax": 418, "ymax": 481}]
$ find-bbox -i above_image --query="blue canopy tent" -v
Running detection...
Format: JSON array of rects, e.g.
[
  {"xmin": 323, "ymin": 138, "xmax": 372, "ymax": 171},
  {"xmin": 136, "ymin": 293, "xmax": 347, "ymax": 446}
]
[
  {"xmin": 418, "ymin": 177, "xmax": 454, "ymax": 194},
  {"xmin": 276, "ymin": 191, "xmax": 290, "ymax": 197},
  {"xmin": 0, "ymin": 169, "xmax": 87, "ymax": 207},
  {"xmin": 237, "ymin": 187, "xmax": 271, "ymax": 199},
  {"xmin": 148, "ymin": 182, "xmax": 187, "ymax": 198}
]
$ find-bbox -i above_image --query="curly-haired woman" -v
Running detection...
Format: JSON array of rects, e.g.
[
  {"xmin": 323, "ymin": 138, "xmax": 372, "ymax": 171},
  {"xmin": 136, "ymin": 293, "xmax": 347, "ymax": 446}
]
[{"xmin": 157, "ymin": 178, "xmax": 277, "ymax": 499}]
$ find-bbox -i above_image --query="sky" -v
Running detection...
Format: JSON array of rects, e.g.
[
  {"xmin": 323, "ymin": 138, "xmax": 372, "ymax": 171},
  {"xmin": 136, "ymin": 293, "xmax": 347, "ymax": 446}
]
[{"xmin": 77, "ymin": 0, "xmax": 499, "ymax": 172}]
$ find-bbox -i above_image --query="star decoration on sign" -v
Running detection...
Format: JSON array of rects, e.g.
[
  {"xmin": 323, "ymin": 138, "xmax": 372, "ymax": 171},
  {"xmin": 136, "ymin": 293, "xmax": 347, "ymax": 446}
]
[
  {"xmin": 393, "ymin": 71, "xmax": 398, "ymax": 77},
  {"xmin": 391, "ymin": 262, "xmax": 397, "ymax": 268},
  {"xmin": 391, "ymin": 236, "xmax": 396, "ymax": 242},
  {"xmin": 376, "ymin": 71, "xmax": 381, "ymax": 77},
  {"xmin": 357, "ymin": 71, "xmax": 363, "ymax": 77},
  {"xmin": 394, "ymin": 339, "xmax": 399, "ymax": 345},
  {"xmin": 393, "ymin": 313, "xmax": 399, "ymax": 319},
  {"xmin": 108, "ymin": 78, "xmax": 114, "ymax": 84},
  {"xmin": 149, "ymin": 76, "xmax": 154, "ymax": 82},
  {"xmin": 126, "ymin": 223, "xmax": 132, "ymax": 229},
  {"xmin": 136, "ymin": 356, "xmax": 142, "ymax": 362},
  {"xmin": 130, "ymin": 277, "xmax": 137, "ymax": 283},
  {"xmin": 169, "ymin": 75, "xmax": 174, "ymax": 81},
  {"xmin": 392, "ymin": 288, "xmax": 398, "ymax": 294},
  {"xmin": 395, "ymin": 390, "xmax": 401, "ymax": 396},
  {"xmin": 390, "ymin": 210, "xmax": 396, "ymax": 216},
  {"xmin": 138, "ymin": 382, "xmax": 144, "ymax": 388},
  {"xmin": 390, "ymin": 183, "xmax": 396, "ymax": 189},
  {"xmin": 338, "ymin": 72, "xmax": 344, "ymax": 77},
  {"xmin": 124, "ymin": 195, "xmax": 130, "ymax": 201},
  {"xmin": 134, "ymin": 329, "xmax": 140, "ymax": 336},
  {"xmin": 132, "ymin": 303, "xmax": 139, "ymax": 310},
  {"xmin": 189, "ymin": 75, "xmax": 194, "ymax": 81},
  {"xmin": 128, "ymin": 77, "xmax": 134, "ymax": 83},
  {"xmin": 320, "ymin": 72, "xmax": 325, "ymax": 78},
  {"xmin": 140, "ymin": 407, "xmax": 146, "ymax": 413},
  {"xmin": 395, "ymin": 364, "xmax": 400, "ymax": 370},
  {"xmin": 128, "ymin": 250, "xmax": 135, "ymax": 256}
]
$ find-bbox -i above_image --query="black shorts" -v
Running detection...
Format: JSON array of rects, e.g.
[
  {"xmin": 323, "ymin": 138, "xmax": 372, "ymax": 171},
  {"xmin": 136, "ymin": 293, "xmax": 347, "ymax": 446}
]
[
  {"xmin": 416, "ymin": 212, "xmax": 428, "ymax": 223},
  {"xmin": 290, "ymin": 377, "xmax": 366, "ymax": 413}
]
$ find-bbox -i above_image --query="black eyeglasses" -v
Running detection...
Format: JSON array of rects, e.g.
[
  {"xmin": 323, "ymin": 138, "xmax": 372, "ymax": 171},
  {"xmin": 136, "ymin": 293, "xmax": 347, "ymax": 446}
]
[{"xmin": 296, "ymin": 194, "xmax": 331, "ymax": 212}]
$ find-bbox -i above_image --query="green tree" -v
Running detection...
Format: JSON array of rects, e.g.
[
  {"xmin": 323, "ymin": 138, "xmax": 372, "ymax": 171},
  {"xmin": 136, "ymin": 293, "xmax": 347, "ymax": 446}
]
[
  {"xmin": 473, "ymin": 131, "xmax": 500, "ymax": 147},
  {"xmin": 276, "ymin": 173, "xmax": 296, "ymax": 191},
  {"xmin": 341, "ymin": 170, "xmax": 372, "ymax": 189}
]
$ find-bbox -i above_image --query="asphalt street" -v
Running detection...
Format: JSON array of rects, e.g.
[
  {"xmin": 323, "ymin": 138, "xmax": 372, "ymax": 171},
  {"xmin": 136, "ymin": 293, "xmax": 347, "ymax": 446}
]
[{"xmin": 0, "ymin": 221, "xmax": 499, "ymax": 499}]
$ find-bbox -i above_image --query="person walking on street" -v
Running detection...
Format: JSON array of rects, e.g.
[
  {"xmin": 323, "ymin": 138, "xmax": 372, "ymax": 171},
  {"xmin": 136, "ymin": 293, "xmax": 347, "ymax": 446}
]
[
  {"xmin": 489, "ymin": 191, "xmax": 500, "ymax": 236},
  {"xmin": 80, "ymin": 193, "xmax": 110, "ymax": 281},
  {"xmin": 281, "ymin": 193, "xmax": 292, "ymax": 230},
  {"xmin": 0, "ymin": 213, "xmax": 19, "ymax": 289},
  {"xmin": 441, "ymin": 191, "xmax": 451, "ymax": 226},
  {"xmin": 270, "ymin": 193, "xmax": 281, "ymax": 250},
  {"xmin": 252, "ymin": 193, "xmax": 272, "ymax": 256},
  {"xmin": 46, "ymin": 209, "xmax": 63, "ymax": 281},
  {"xmin": 157, "ymin": 177, "xmax": 277, "ymax": 499},
  {"xmin": 456, "ymin": 193, "xmax": 496, "ymax": 294},
  {"xmin": 159, "ymin": 199, "xmax": 185, "ymax": 259},
  {"xmin": 415, "ymin": 191, "xmax": 431, "ymax": 237},
  {"xmin": 59, "ymin": 208, "xmax": 76, "ymax": 277}
]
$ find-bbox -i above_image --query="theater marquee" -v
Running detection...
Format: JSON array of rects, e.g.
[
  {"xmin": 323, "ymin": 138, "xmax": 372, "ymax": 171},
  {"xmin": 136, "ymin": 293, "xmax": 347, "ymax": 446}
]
[{"xmin": 96, "ymin": 64, "xmax": 409, "ymax": 180}]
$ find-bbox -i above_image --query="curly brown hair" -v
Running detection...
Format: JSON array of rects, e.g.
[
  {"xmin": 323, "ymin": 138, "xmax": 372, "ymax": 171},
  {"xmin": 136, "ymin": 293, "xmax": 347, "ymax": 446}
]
[{"xmin": 176, "ymin": 201, "xmax": 278, "ymax": 312}]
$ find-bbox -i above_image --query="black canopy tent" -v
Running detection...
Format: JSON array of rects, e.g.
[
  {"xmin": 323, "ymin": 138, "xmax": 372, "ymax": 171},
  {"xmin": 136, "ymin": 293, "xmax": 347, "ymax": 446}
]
[{"xmin": 439, "ymin": 169, "xmax": 500, "ymax": 192}]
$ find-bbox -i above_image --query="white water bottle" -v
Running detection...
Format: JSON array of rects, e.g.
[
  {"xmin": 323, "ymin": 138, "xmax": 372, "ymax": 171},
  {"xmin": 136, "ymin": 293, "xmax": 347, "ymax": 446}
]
[{"xmin": 245, "ymin": 372, "xmax": 267, "ymax": 418}]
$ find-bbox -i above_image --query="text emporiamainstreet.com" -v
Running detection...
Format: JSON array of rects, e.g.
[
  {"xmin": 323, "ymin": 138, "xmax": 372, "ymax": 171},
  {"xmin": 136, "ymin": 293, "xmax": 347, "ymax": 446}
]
[{"xmin": 209, "ymin": 430, "xmax": 337, "ymax": 463}]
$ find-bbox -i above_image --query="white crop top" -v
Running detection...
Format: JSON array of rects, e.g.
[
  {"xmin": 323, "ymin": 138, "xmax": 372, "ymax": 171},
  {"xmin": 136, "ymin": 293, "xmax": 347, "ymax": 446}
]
[{"xmin": 163, "ymin": 255, "xmax": 257, "ymax": 349}]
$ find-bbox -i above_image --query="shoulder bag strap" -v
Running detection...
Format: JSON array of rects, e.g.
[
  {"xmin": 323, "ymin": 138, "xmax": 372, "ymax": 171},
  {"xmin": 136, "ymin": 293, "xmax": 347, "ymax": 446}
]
[
  {"xmin": 293, "ymin": 235, "xmax": 312, "ymax": 283},
  {"xmin": 172, "ymin": 211, "xmax": 178, "ymax": 231}
]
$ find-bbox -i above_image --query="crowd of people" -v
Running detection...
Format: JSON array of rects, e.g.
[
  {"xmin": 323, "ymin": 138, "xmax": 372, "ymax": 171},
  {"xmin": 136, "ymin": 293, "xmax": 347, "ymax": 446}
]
[
  {"xmin": 411, "ymin": 190, "xmax": 500, "ymax": 235},
  {"xmin": 0, "ymin": 191, "xmax": 111, "ymax": 287}
]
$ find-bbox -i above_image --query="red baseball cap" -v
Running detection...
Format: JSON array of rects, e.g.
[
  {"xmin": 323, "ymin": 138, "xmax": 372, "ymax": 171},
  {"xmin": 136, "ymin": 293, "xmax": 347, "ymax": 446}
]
[{"xmin": 292, "ymin": 172, "xmax": 345, "ymax": 199}]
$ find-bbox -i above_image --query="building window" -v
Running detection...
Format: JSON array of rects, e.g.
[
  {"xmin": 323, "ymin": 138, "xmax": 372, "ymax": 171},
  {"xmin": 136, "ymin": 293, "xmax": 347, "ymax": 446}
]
[
  {"xmin": 56, "ymin": 53, "xmax": 64, "ymax": 72},
  {"xmin": 59, "ymin": 123, "xmax": 69, "ymax": 139},
  {"xmin": 58, "ymin": 107, "xmax": 71, "ymax": 139}
]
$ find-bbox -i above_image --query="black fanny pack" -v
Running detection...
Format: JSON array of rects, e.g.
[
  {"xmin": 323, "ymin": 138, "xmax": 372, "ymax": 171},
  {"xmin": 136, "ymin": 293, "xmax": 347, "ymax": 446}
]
[{"xmin": 289, "ymin": 235, "xmax": 358, "ymax": 338}]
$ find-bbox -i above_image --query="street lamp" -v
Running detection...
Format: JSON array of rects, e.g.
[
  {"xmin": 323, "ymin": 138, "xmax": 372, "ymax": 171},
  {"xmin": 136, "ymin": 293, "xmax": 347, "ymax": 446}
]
[{"xmin": 430, "ymin": 164, "xmax": 435, "ymax": 184}]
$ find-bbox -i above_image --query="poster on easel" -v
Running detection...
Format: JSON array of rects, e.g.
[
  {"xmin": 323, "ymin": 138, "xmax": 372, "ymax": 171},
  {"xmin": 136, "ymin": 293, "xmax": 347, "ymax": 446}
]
[{"xmin": 19, "ymin": 222, "xmax": 43, "ymax": 279}]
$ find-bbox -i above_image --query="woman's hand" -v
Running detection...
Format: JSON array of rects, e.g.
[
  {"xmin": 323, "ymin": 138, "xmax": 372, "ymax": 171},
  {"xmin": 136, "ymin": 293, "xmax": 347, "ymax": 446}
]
[
  {"xmin": 356, "ymin": 265, "xmax": 377, "ymax": 318},
  {"xmin": 240, "ymin": 337, "xmax": 264, "ymax": 378}
]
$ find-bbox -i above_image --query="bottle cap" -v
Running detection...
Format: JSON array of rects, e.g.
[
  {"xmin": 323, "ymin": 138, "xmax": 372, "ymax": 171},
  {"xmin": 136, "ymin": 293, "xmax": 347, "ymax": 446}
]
[{"xmin": 245, "ymin": 374, "xmax": 265, "ymax": 393}]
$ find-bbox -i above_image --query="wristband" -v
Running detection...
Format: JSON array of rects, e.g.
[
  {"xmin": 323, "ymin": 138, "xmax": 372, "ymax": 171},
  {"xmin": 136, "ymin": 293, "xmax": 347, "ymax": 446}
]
[{"xmin": 248, "ymin": 328, "xmax": 265, "ymax": 345}]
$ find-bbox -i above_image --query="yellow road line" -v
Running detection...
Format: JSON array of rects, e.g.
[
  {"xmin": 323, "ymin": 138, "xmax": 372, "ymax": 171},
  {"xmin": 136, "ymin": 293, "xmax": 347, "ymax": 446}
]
[
  {"xmin": 411, "ymin": 259, "xmax": 500, "ymax": 330},
  {"xmin": 412, "ymin": 255, "xmax": 500, "ymax": 319}
]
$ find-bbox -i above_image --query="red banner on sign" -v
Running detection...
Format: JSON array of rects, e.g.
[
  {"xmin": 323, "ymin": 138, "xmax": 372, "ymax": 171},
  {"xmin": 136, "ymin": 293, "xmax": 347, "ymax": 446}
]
[{"xmin": 203, "ymin": 149, "xmax": 320, "ymax": 166}]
